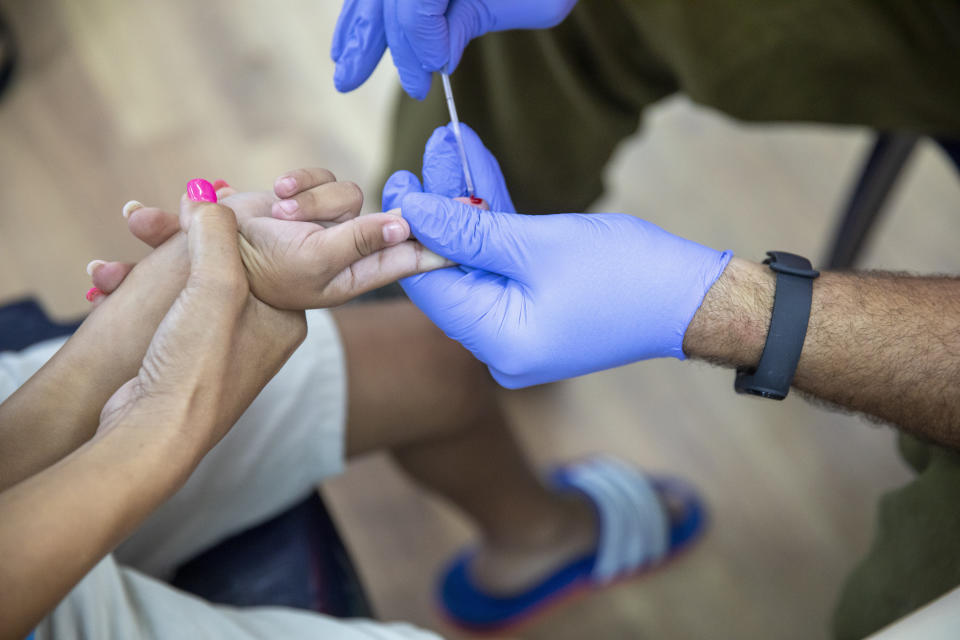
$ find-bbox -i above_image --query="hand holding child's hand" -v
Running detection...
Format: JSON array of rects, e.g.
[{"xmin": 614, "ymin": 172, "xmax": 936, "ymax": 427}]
[{"xmin": 93, "ymin": 172, "xmax": 451, "ymax": 310}]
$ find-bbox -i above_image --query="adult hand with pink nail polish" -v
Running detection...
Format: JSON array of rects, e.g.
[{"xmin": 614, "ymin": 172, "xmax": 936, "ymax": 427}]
[
  {"xmin": 0, "ymin": 198, "xmax": 308, "ymax": 640},
  {"xmin": 105, "ymin": 171, "xmax": 451, "ymax": 310},
  {"xmin": 97, "ymin": 198, "xmax": 306, "ymax": 450}
]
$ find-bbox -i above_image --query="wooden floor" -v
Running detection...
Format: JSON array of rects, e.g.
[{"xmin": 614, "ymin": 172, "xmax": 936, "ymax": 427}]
[{"xmin": 2, "ymin": 1, "xmax": 959, "ymax": 638}]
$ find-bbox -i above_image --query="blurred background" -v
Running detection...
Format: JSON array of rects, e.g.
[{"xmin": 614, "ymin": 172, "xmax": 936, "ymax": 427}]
[{"xmin": 1, "ymin": 1, "xmax": 959, "ymax": 638}]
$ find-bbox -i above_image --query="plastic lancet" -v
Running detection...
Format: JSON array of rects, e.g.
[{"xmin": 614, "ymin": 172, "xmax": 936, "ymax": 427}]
[{"xmin": 440, "ymin": 70, "xmax": 476, "ymax": 197}]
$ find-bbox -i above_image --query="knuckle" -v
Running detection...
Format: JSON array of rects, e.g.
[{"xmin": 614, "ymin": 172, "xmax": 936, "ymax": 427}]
[
  {"xmin": 300, "ymin": 189, "xmax": 322, "ymax": 214},
  {"xmin": 206, "ymin": 270, "xmax": 248, "ymax": 303},
  {"xmin": 341, "ymin": 181, "xmax": 364, "ymax": 210},
  {"xmin": 140, "ymin": 212, "xmax": 172, "ymax": 238},
  {"xmin": 194, "ymin": 202, "xmax": 236, "ymax": 223},
  {"xmin": 308, "ymin": 168, "xmax": 336, "ymax": 185},
  {"xmin": 352, "ymin": 224, "xmax": 374, "ymax": 257}
]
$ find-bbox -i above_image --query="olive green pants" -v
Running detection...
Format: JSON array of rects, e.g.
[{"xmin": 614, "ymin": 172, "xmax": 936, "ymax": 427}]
[
  {"xmin": 387, "ymin": 0, "xmax": 960, "ymax": 214},
  {"xmin": 386, "ymin": 1, "xmax": 960, "ymax": 638}
]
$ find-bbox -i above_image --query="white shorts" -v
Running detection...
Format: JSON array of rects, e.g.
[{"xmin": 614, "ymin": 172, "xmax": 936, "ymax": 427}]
[{"xmin": 0, "ymin": 310, "xmax": 440, "ymax": 640}]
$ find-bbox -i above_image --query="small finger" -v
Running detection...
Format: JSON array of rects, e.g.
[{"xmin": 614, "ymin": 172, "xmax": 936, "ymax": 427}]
[
  {"xmin": 89, "ymin": 260, "xmax": 135, "ymax": 294},
  {"xmin": 272, "ymin": 180, "xmax": 364, "ymax": 223},
  {"xmin": 307, "ymin": 212, "xmax": 411, "ymax": 273},
  {"xmin": 323, "ymin": 241, "xmax": 454, "ymax": 305},
  {"xmin": 273, "ymin": 168, "xmax": 338, "ymax": 199},
  {"xmin": 127, "ymin": 207, "xmax": 181, "ymax": 248}
]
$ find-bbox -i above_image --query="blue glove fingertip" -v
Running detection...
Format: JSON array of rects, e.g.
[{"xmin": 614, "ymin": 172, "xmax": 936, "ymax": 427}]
[
  {"xmin": 333, "ymin": 61, "xmax": 353, "ymax": 93},
  {"xmin": 423, "ymin": 126, "xmax": 468, "ymax": 197},
  {"xmin": 333, "ymin": 34, "xmax": 384, "ymax": 93},
  {"xmin": 401, "ymin": 71, "xmax": 433, "ymax": 101},
  {"xmin": 382, "ymin": 170, "xmax": 423, "ymax": 211}
]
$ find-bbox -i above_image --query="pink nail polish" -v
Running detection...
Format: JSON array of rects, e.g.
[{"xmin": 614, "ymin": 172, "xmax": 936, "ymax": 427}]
[
  {"xmin": 85, "ymin": 287, "xmax": 103, "ymax": 302},
  {"xmin": 187, "ymin": 179, "xmax": 218, "ymax": 203},
  {"xmin": 211, "ymin": 179, "xmax": 230, "ymax": 190}
]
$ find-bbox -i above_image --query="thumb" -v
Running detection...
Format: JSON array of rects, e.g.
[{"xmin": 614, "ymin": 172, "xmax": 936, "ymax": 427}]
[
  {"xmin": 400, "ymin": 192, "xmax": 527, "ymax": 279},
  {"xmin": 180, "ymin": 188, "xmax": 246, "ymax": 304}
]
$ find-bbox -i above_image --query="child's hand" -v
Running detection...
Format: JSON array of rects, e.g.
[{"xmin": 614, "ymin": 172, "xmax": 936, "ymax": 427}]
[{"xmin": 92, "ymin": 172, "xmax": 451, "ymax": 310}]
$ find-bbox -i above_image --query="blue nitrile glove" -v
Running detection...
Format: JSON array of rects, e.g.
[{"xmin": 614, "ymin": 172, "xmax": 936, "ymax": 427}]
[
  {"xmin": 332, "ymin": 0, "xmax": 578, "ymax": 99},
  {"xmin": 383, "ymin": 123, "xmax": 733, "ymax": 389}
]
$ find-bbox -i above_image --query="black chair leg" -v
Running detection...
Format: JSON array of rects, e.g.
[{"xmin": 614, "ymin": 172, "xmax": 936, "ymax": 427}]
[
  {"xmin": 936, "ymin": 138, "xmax": 960, "ymax": 175},
  {"xmin": 0, "ymin": 9, "xmax": 16, "ymax": 101},
  {"xmin": 824, "ymin": 133, "xmax": 919, "ymax": 269}
]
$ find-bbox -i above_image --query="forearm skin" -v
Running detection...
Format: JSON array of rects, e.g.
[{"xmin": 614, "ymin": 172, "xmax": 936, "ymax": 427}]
[
  {"xmin": 0, "ymin": 235, "xmax": 189, "ymax": 492},
  {"xmin": 684, "ymin": 258, "xmax": 960, "ymax": 448},
  {"xmin": 0, "ymin": 425, "xmax": 197, "ymax": 640}
]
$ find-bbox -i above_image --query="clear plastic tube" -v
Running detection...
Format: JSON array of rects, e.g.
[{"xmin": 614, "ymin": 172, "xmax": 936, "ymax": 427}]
[{"xmin": 441, "ymin": 72, "xmax": 476, "ymax": 197}]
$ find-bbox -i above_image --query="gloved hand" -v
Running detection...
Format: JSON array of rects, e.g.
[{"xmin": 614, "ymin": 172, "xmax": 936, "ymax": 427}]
[
  {"xmin": 384, "ymin": 124, "xmax": 733, "ymax": 388},
  {"xmin": 332, "ymin": 0, "xmax": 578, "ymax": 100}
]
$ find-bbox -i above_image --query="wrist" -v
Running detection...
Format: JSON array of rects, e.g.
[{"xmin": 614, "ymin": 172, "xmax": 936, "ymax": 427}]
[{"xmin": 682, "ymin": 257, "xmax": 775, "ymax": 367}]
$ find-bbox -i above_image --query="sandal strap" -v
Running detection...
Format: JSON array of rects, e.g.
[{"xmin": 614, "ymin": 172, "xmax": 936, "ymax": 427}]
[{"xmin": 556, "ymin": 456, "xmax": 669, "ymax": 583}]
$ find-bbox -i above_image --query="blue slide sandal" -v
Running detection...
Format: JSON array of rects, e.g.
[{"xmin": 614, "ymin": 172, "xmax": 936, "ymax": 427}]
[{"xmin": 438, "ymin": 456, "xmax": 707, "ymax": 633}]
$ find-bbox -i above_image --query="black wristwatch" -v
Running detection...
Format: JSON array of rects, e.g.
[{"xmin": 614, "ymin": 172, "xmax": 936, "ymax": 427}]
[{"xmin": 734, "ymin": 251, "xmax": 819, "ymax": 400}]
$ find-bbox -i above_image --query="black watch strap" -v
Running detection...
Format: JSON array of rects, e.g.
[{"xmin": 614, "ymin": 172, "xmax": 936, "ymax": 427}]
[{"xmin": 734, "ymin": 251, "xmax": 819, "ymax": 400}]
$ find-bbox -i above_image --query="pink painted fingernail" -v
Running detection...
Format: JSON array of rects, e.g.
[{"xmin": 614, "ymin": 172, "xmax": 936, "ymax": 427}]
[
  {"xmin": 383, "ymin": 222, "xmax": 406, "ymax": 244},
  {"xmin": 86, "ymin": 260, "xmax": 106, "ymax": 276},
  {"xmin": 211, "ymin": 179, "xmax": 230, "ymax": 190},
  {"xmin": 85, "ymin": 287, "xmax": 104, "ymax": 302},
  {"xmin": 276, "ymin": 199, "xmax": 299, "ymax": 216},
  {"xmin": 187, "ymin": 179, "xmax": 218, "ymax": 203}
]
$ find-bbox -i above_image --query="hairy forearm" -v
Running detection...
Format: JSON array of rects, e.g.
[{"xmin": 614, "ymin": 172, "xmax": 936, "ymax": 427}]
[
  {"xmin": 0, "ymin": 235, "xmax": 189, "ymax": 491},
  {"xmin": 684, "ymin": 258, "xmax": 960, "ymax": 447}
]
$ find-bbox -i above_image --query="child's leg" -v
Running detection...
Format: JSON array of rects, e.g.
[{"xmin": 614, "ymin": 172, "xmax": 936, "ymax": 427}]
[
  {"xmin": 336, "ymin": 301, "xmax": 597, "ymax": 594},
  {"xmin": 114, "ymin": 300, "xmax": 597, "ymax": 593}
]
